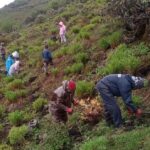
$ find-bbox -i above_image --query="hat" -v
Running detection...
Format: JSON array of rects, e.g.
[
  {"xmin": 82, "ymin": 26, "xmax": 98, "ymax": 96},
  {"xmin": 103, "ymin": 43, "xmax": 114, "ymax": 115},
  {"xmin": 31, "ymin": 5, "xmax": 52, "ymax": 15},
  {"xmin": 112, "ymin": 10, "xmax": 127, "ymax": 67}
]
[
  {"xmin": 68, "ymin": 80, "xmax": 76, "ymax": 92},
  {"xmin": 12, "ymin": 51, "xmax": 19, "ymax": 58}
]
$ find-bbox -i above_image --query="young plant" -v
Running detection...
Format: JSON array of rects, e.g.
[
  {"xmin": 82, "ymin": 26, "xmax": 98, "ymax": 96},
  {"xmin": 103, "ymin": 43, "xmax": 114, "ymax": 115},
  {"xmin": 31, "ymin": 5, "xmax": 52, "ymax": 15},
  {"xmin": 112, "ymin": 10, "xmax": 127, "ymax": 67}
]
[
  {"xmin": 4, "ymin": 91, "xmax": 18, "ymax": 102},
  {"xmin": 76, "ymin": 80, "xmax": 94, "ymax": 98},
  {"xmin": 8, "ymin": 110, "xmax": 24, "ymax": 125},
  {"xmin": 98, "ymin": 38, "xmax": 110, "ymax": 50},
  {"xmin": 8, "ymin": 125, "xmax": 28, "ymax": 145},
  {"xmin": 74, "ymin": 52, "xmax": 88, "ymax": 64},
  {"xmin": 32, "ymin": 98, "xmax": 48, "ymax": 112}
]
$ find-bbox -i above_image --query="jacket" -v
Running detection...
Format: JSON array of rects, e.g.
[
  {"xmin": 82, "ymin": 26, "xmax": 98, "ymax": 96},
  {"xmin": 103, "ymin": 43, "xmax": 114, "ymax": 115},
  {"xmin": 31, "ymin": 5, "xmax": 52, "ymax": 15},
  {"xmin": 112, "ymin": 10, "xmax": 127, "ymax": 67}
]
[
  {"xmin": 8, "ymin": 60, "xmax": 20, "ymax": 76},
  {"xmin": 59, "ymin": 24, "xmax": 66, "ymax": 35},
  {"xmin": 96, "ymin": 74, "xmax": 145, "ymax": 112},
  {"xmin": 42, "ymin": 49, "xmax": 52, "ymax": 61},
  {"xmin": 5, "ymin": 55, "xmax": 14, "ymax": 73}
]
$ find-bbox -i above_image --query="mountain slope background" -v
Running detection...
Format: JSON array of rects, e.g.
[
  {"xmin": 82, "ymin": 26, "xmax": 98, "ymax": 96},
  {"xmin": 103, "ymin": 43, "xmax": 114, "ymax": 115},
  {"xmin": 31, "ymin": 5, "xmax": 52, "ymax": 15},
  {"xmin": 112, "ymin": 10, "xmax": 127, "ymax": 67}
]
[{"xmin": 0, "ymin": 0, "xmax": 150, "ymax": 150}]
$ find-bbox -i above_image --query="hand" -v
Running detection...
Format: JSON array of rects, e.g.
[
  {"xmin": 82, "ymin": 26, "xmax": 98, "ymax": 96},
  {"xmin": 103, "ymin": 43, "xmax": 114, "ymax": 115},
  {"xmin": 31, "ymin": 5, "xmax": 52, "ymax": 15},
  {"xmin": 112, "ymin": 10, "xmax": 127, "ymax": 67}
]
[
  {"xmin": 66, "ymin": 108, "xmax": 73, "ymax": 114},
  {"xmin": 135, "ymin": 108, "xmax": 143, "ymax": 118}
]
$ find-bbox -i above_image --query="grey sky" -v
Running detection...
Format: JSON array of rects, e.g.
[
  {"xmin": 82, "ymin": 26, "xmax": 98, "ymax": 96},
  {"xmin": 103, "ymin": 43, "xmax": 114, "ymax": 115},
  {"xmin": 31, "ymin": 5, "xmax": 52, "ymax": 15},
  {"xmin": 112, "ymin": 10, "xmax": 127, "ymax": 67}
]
[{"xmin": 0, "ymin": 0, "xmax": 15, "ymax": 8}]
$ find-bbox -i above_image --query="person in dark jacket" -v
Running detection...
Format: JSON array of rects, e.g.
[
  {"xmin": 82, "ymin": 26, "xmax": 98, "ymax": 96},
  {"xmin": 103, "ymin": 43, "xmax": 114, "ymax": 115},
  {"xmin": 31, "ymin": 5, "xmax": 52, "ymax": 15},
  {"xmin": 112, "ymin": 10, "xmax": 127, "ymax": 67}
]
[
  {"xmin": 49, "ymin": 80, "xmax": 78, "ymax": 123},
  {"xmin": 96, "ymin": 74, "xmax": 149, "ymax": 128},
  {"xmin": 42, "ymin": 45, "xmax": 53, "ymax": 75}
]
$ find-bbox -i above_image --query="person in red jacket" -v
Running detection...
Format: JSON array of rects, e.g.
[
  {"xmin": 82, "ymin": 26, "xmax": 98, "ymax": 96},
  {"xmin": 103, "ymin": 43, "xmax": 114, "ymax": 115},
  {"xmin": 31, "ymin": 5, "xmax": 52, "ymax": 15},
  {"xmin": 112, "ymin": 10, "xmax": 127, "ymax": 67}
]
[{"xmin": 49, "ymin": 80, "xmax": 78, "ymax": 123}]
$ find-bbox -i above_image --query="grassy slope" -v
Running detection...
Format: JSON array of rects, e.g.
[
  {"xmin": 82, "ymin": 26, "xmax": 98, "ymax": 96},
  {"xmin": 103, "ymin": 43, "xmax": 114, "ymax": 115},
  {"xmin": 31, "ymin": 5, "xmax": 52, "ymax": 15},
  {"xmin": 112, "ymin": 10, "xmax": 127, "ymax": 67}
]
[{"xmin": 0, "ymin": 0, "xmax": 150, "ymax": 149}]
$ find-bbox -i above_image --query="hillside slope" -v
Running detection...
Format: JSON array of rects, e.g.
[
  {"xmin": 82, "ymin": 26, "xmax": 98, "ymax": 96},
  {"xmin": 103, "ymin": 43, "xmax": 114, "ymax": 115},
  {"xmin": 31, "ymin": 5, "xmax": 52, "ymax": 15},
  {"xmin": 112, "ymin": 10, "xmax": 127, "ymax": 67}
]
[{"xmin": 0, "ymin": 0, "xmax": 150, "ymax": 150}]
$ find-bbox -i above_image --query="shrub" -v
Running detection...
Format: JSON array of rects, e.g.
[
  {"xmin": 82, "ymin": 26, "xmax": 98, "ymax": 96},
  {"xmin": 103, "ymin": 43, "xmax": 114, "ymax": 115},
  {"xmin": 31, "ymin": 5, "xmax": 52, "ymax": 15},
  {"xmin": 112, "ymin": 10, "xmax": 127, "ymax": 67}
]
[
  {"xmin": 99, "ymin": 44, "xmax": 140, "ymax": 75},
  {"xmin": 3, "ymin": 76, "xmax": 14, "ymax": 83},
  {"xmin": 4, "ymin": 91, "xmax": 18, "ymax": 102},
  {"xmin": 51, "ymin": 68, "xmax": 59, "ymax": 76},
  {"xmin": 0, "ymin": 105, "xmax": 6, "ymax": 118},
  {"xmin": 64, "ymin": 63, "xmax": 84, "ymax": 75},
  {"xmin": 78, "ymin": 31, "xmax": 90, "ymax": 40},
  {"xmin": 82, "ymin": 24, "xmax": 95, "ymax": 32},
  {"xmin": 72, "ymin": 25, "xmax": 80, "ymax": 34},
  {"xmin": 74, "ymin": 52, "xmax": 88, "ymax": 64},
  {"xmin": 7, "ymin": 79, "xmax": 23, "ymax": 90},
  {"xmin": 132, "ymin": 95, "xmax": 142, "ymax": 106},
  {"xmin": 8, "ymin": 125, "xmax": 28, "ymax": 145},
  {"xmin": 135, "ymin": 42, "xmax": 150, "ymax": 55},
  {"xmin": 91, "ymin": 16, "xmax": 101, "ymax": 24},
  {"xmin": 0, "ymin": 144, "xmax": 13, "ymax": 150},
  {"xmin": 98, "ymin": 38, "xmax": 110, "ymax": 50},
  {"xmin": 108, "ymin": 30, "xmax": 122, "ymax": 46},
  {"xmin": 80, "ymin": 136, "xmax": 108, "ymax": 150},
  {"xmin": 76, "ymin": 81, "xmax": 94, "ymax": 98},
  {"xmin": 8, "ymin": 110, "xmax": 24, "ymax": 125},
  {"xmin": 53, "ymin": 47, "xmax": 68, "ymax": 58},
  {"xmin": 67, "ymin": 43, "xmax": 83, "ymax": 55},
  {"xmin": 32, "ymin": 98, "xmax": 48, "ymax": 112}
]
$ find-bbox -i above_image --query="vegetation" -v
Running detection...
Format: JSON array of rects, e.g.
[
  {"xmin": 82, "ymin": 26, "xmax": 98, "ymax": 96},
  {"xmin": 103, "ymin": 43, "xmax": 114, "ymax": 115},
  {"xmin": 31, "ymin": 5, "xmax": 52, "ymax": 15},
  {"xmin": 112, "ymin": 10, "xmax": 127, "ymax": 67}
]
[
  {"xmin": 0, "ymin": 105, "xmax": 6, "ymax": 118},
  {"xmin": 76, "ymin": 80, "xmax": 94, "ymax": 98},
  {"xmin": 32, "ymin": 98, "xmax": 48, "ymax": 112},
  {"xmin": 8, "ymin": 125, "xmax": 28, "ymax": 145}
]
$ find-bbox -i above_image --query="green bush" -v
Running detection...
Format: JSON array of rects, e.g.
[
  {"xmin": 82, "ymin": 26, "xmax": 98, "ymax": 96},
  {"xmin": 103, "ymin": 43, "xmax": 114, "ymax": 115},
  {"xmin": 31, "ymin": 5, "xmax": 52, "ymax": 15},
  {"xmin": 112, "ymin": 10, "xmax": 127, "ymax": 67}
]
[
  {"xmin": 82, "ymin": 24, "xmax": 95, "ymax": 32},
  {"xmin": 72, "ymin": 25, "xmax": 80, "ymax": 34},
  {"xmin": 4, "ymin": 91, "xmax": 18, "ymax": 102},
  {"xmin": 8, "ymin": 125, "xmax": 28, "ymax": 145},
  {"xmin": 108, "ymin": 30, "xmax": 122, "ymax": 46},
  {"xmin": 0, "ymin": 105, "xmax": 6, "ymax": 118},
  {"xmin": 91, "ymin": 16, "xmax": 101, "ymax": 24},
  {"xmin": 3, "ymin": 76, "xmax": 14, "ymax": 83},
  {"xmin": 65, "ymin": 63, "xmax": 84, "ymax": 74},
  {"xmin": 32, "ymin": 98, "xmax": 48, "ymax": 112},
  {"xmin": 135, "ymin": 42, "xmax": 150, "ymax": 55},
  {"xmin": 99, "ymin": 38, "xmax": 110, "ymax": 50},
  {"xmin": 76, "ymin": 81, "xmax": 94, "ymax": 98},
  {"xmin": 51, "ymin": 68, "xmax": 59, "ymax": 76},
  {"xmin": 0, "ymin": 144, "xmax": 13, "ymax": 150},
  {"xmin": 8, "ymin": 110, "xmax": 24, "ymax": 125},
  {"xmin": 132, "ymin": 95, "xmax": 142, "ymax": 106},
  {"xmin": 53, "ymin": 47, "xmax": 68, "ymax": 58},
  {"xmin": 78, "ymin": 31, "xmax": 90, "ymax": 40},
  {"xmin": 67, "ymin": 43, "xmax": 83, "ymax": 55},
  {"xmin": 7, "ymin": 79, "xmax": 23, "ymax": 90},
  {"xmin": 80, "ymin": 136, "xmax": 108, "ymax": 150},
  {"xmin": 74, "ymin": 52, "xmax": 88, "ymax": 64},
  {"xmin": 99, "ymin": 44, "xmax": 140, "ymax": 75}
]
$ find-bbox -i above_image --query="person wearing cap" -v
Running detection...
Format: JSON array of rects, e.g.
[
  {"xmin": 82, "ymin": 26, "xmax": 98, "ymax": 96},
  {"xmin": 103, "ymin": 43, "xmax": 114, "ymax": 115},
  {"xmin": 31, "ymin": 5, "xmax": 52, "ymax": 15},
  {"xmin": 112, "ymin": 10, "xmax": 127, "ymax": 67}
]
[
  {"xmin": 58, "ymin": 21, "xmax": 67, "ymax": 43},
  {"xmin": 8, "ymin": 59, "xmax": 20, "ymax": 76},
  {"xmin": 5, "ymin": 53, "xmax": 15, "ymax": 75},
  {"xmin": 0, "ymin": 42, "xmax": 6, "ymax": 62},
  {"xmin": 96, "ymin": 74, "xmax": 149, "ymax": 128},
  {"xmin": 49, "ymin": 80, "xmax": 78, "ymax": 123},
  {"xmin": 42, "ymin": 45, "xmax": 53, "ymax": 75},
  {"xmin": 12, "ymin": 51, "xmax": 19, "ymax": 60}
]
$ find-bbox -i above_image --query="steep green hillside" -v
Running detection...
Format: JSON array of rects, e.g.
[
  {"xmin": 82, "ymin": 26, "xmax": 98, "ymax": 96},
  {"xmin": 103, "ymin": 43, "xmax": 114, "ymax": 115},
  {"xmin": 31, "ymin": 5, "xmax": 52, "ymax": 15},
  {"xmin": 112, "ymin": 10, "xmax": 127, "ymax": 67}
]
[{"xmin": 0, "ymin": 0, "xmax": 150, "ymax": 150}]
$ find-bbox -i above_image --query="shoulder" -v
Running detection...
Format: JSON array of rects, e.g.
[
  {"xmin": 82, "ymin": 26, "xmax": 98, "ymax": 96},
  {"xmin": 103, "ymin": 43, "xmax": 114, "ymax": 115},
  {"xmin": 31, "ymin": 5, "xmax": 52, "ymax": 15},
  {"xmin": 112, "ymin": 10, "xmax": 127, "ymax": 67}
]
[{"xmin": 54, "ymin": 86, "xmax": 65, "ymax": 97}]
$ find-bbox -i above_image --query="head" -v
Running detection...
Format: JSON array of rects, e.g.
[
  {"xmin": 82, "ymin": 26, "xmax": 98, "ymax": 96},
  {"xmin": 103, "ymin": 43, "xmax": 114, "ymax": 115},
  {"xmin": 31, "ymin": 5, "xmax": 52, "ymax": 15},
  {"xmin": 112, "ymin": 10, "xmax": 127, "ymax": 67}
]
[
  {"xmin": 45, "ymin": 45, "xmax": 49, "ymax": 49},
  {"xmin": 12, "ymin": 51, "xmax": 19, "ymax": 59},
  {"xmin": 62, "ymin": 80, "xmax": 76, "ymax": 93},
  {"xmin": 59, "ymin": 21, "xmax": 64, "ymax": 26}
]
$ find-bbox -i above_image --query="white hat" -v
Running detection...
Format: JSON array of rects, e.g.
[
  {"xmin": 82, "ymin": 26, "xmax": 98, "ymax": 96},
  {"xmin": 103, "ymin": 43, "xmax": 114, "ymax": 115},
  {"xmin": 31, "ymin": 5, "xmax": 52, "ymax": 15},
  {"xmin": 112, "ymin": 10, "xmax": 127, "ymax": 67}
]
[{"xmin": 12, "ymin": 51, "xmax": 19, "ymax": 58}]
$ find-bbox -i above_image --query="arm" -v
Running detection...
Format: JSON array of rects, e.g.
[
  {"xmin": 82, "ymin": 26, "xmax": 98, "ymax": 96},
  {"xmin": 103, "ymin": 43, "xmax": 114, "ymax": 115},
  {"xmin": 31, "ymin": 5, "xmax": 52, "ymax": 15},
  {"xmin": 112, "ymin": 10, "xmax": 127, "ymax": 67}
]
[{"xmin": 119, "ymin": 81, "xmax": 137, "ymax": 112}]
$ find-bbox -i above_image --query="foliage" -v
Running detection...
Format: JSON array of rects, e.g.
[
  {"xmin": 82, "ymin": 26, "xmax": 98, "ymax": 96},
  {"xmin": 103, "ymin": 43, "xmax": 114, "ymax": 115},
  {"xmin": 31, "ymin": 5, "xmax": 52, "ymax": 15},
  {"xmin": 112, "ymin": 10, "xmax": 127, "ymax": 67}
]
[
  {"xmin": 78, "ymin": 30, "xmax": 90, "ymax": 40},
  {"xmin": 0, "ymin": 105, "xmax": 6, "ymax": 118},
  {"xmin": 8, "ymin": 110, "xmax": 24, "ymax": 125},
  {"xmin": 3, "ymin": 76, "xmax": 14, "ymax": 83},
  {"xmin": 51, "ymin": 68, "xmax": 59, "ymax": 76},
  {"xmin": 7, "ymin": 79, "xmax": 24, "ymax": 90},
  {"xmin": 135, "ymin": 42, "xmax": 150, "ymax": 55},
  {"xmin": 4, "ymin": 91, "xmax": 18, "ymax": 102},
  {"xmin": 67, "ymin": 43, "xmax": 83, "ymax": 55},
  {"xmin": 98, "ymin": 38, "xmax": 110, "ymax": 50},
  {"xmin": 132, "ymin": 95, "xmax": 142, "ymax": 106},
  {"xmin": 76, "ymin": 81, "xmax": 94, "ymax": 98},
  {"xmin": 72, "ymin": 26, "xmax": 80, "ymax": 34},
  {"xmin": 99, "ymin": 44, "xmax": 140, "ymax": 75},
  {"xmin": 91, "ymin": 16, "xmax": 101, "ymax": 24},
  {"xmin": 74, "ymin": 52, "xmax": 88, "ymax": 64},
  {"xmin": 0, "ymin": 20, "xmax": 15, "ymax": 33},
  {"xmin": 0, "ymin": 124, "xmax": 4, "ymax": 132},
  {"xmin": 108, "ymin": 30, "xmax": 122, "ymax": 46},
  {"xmin": 32, "ymin": 98, "xmax": 48, "ymax": 112},
  {"xmin": 8, "ymin": 125, "xmax": 28, "ymax": 145},
  {"xmin": 65, "ymin": 63, "xmax": 84, "ymax": 74},
  {"xmin": 0, "ymin": 144, "xmax": 13, "ymax": 150},
  {"xmin": 53, "ymin": 47, "xmax": 68, "ymax": 58}
]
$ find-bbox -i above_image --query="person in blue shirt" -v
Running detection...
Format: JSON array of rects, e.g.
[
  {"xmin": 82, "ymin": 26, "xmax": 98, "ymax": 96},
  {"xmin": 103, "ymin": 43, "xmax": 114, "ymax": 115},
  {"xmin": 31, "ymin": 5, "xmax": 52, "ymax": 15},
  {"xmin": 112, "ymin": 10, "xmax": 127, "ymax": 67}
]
[
  {"xmin": 42, "ymin": 45, "xmax": 53, "ymax": 75},
  {"xmin": 96, "ymin": 74, "xmax": 149, "ymax": 128},
  {"xmin": 5, "ymin": 54, "xmax": 14, "ymax": 75}
]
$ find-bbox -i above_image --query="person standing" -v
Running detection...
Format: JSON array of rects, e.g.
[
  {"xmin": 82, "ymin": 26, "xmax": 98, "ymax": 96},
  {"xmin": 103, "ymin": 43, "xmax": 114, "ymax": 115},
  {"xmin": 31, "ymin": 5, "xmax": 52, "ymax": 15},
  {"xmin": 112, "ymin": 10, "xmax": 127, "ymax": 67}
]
[
  {"xmin": 42, "ymin": 45, "xmax": 53, "ymax": 75},
  {"xmin": 0, "ymin": 42, "xmax": 6, "ymax": 62},
  {"xmin": 96, "ymin": 74, "xmax": 149, "ymax": 128},
  {"xmin": 58, "ymin": 21, "xmax": 67, "ymax": 43}
]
